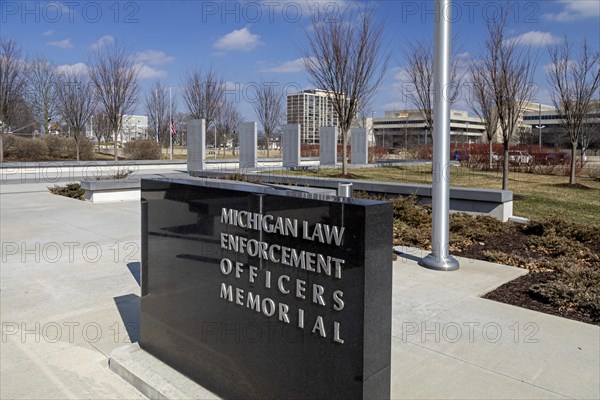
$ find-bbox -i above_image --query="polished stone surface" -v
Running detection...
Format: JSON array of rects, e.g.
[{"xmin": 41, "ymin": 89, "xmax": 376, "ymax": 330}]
[
  {"xmin": 140, "ymin": 178, "xmax": 393, "ymax": 400},
  {"xmin": 239, "ymin": 122, "xmax": 257, "ymax": 169},
  {"xmin": 319, "ymin": 127, "xmax": 338, "ymax": 167},
  {"xmin": 187, "ymin": 119, "xmax": 206, "ymax": 173},
  {"xmin": 282, "ymin": 124, "xmax": 301, "ymax": 168},
  {"xmin": 351, "ymin": 128, "xmax": 368, "ymax": 165}
]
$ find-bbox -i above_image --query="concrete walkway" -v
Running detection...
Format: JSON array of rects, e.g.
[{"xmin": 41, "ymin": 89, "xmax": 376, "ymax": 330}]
[{"xmin": 1, "ymin": 181, "xmax": 598, "ymax": 399}]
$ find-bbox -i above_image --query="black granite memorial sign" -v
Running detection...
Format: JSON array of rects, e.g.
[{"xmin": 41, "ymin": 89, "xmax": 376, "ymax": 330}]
[{"xmin": 140, "ymin": 178, "xmax": 393, "ymax": 399}]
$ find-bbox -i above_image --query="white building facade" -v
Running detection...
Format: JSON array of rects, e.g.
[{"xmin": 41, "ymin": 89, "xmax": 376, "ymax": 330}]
[
  {"xmin": 286, "ymin": 89, "xmax": 340, "ymax": 144},
  {"xmin": 372, "ymin": 109, "xmax": 486, "ymax": 148}
]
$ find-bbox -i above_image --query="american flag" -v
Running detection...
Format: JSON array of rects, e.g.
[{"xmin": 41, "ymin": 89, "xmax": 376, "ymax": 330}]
[{"xmin": 170, "ymin": 119, "xmax": 177, "ymax": 139}]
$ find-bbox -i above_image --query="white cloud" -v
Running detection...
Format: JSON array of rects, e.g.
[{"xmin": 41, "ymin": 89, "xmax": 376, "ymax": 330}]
[
  {"xmin": 505, "ymin": 31, "xmax": 562, "ymax": 47},
  {"xmin": 56, "ymin": 62, "xmax": 88, "ymax": 75},
  {"xmin": 544, "ymin": 0, "xmax": 600, "ymax": 22},
  {"xmin": 135, "ymin": 50, "xmax": 174, "ymax": 65},
  {"xmin": 135, "ymin": 64, "xmax": 167, "ymax": 79},
  {"xmin": 259, "ymin": 58, "xmax": 311, "ymax": 73},
  {"xmin": 91, "ymin": 35, "xmax": 115, "ymax": 49},
  {"xmin": 214, "ymin": 28, "xmax": 261, "ymax": 52},
  {"xmin": 48, "ymin": 38, "xmax": 73, "ymax": 49},
  {"xmin": 43, "ymin": 29, "xmax": 55, "ymax": 37}
]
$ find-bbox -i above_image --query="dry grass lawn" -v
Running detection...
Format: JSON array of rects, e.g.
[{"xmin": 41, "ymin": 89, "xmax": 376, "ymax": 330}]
[{"xmin": 278, "ymin": 165, "xmax": 600, "ymax": 226}]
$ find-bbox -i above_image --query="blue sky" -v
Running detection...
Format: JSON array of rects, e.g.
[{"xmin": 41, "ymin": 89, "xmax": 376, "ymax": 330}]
[{"xmin": 2, "ymin": 0, "xmax": 599, "ymax": 120}]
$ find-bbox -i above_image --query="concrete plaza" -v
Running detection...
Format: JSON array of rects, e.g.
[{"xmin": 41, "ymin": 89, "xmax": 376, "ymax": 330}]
[{"xmin": 1, "ymin": 174, "xmax": 598, "ymax": 399}]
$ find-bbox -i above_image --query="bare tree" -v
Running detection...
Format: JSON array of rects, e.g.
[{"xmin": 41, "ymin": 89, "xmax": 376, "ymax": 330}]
[
  {"xmin": 0, "ymin": 38, "xmax": 28, "ymax": 162},
  {"xmin": 216, "ymin": 98, "xmax": 241, "ymax": 156},
  {"xmin": 26, "ymin": 54, "xmax": 58, "ymax": 136},
  {"xmin": 481, "ymin": 7, "xmax": 538, "ymax": 190},
  {"xmin": 252, "ymin": 80, "xmax": 283, "ymax": 157},
  {"xmin": 88, "ymin": 41, "xmax": 139, "ymax": 161},
  {"xmin": 547, "ymin": 39, "xmax": 600, "ymax": 185},
  {"xmin": 302, "ymin": 5, "xmax": 389, "ymax": 175},
  {"xmin": 403, "ymin": 38, "xmax": 463, "ymax": 144},
  {"xmin": 144, "ymin": 80, "xmax": 169, "ymax": 146},
  {"xmin": 181, "ymin": 66, "xmax": 225, "ymax": 140},
  {"xmin": 468, "ymin": 59, "xmax": 499, "ymax": 169},
  {"xmin": 55, "ymin": 71, "xmax": 97, "ymax": 160},
  {"xmin": 91, "ymin": 111, "xmax": 110, "ymax": 149},
  {"xmin": 0, "ymin": 38, "xmax": 27, "ymax": 132}
]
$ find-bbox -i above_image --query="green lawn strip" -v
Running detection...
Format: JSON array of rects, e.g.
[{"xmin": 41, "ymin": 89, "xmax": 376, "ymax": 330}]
[{"xmin": 264, "ymin": 166, "xmax": 600, "ymax": 226}]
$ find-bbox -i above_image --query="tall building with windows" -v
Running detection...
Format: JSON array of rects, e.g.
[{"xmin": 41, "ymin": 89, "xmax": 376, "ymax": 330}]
[
  {"xmin": 287, "ymin": 89, "xmax": 340, "ymax": 144},
  {"xmin": 521, "ymin": 100, "xmax": 600, "ymax": 147},
  {"xmin": 372, "ymin": 109, "xmax": 486, "ymax": 148}
]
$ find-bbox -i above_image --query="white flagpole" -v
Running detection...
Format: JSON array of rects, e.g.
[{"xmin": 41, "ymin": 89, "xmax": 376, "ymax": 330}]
[
  {"xmin": 169, "ymin": 87, "xmax": 173, "ymax": 160},
  {"xmin": 421, "ymin": 0, "xmax": 459, "ymax": 271}
]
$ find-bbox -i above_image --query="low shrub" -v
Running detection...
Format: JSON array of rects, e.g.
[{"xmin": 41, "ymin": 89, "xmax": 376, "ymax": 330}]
[
  {"xmin": 124, "ymin": 139, "xmax": 161, "ymax": 160},
  {"xmin": 1, "ymin": 134, "xmax": 22, "ymax": 158},
  {"xmin": 301, "ymin": 144, "xmax": 319, "ymax": 157},
  {"xmin": 2, "ymin": 135, "xmax": 96, "ymax": 161},
  {"xmin": 43, "ymin": 135, "xmax": 69, "ymax": 159},
  {"xmin": 15, "ymin": 137, "xmax": 49, "ymax": 160},
  {"xmin": 67, "ymin": 137, "xmax": 95, "ymax": 160},
  {"xmin": 368, "ymin": 146, "xmax": 388, "ymax": 162},
  {"xmin": 48, "ymin": 183, "xmax": 84, "ymax": 200},
  {"xmin": 530, "ymin": 260, "xmax": 600, "ymax": 320}
]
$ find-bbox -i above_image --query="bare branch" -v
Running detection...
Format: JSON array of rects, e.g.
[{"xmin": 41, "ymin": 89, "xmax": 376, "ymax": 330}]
[
  {"xmin": 302, "ymin": 5, "xmax": 389, "ymax": 174},
  {"xmin": 252, "ymin": 80, "xmax": 283, "ymax": 157},
  {"xmin": 547, "ymin": 38, "xmax": 600, "ymax": 184},
  {"xmin": 181, "ymin": 66, "xmax": 225, "ymax": 130},
  {"xmin": 55, "ymin": 70, "xmax": 97, "ymax": 160},
  {"xmin": 480, "ymin": 6, "xmax": 538, "ymax": 189},
  {"xmin": 87, "ymin": 40, "xmax": 139, "ymax": 160},
  {"xmin": 26, "ymin": 54, "xmax": 57, "ymax": 135},
  {"xmin": 0, "ymin": 37, "xmax": 28, "ymax": 134},
  {"xmin": 144, "ymin": 80, "xmax": 169, "ymax": 145}
]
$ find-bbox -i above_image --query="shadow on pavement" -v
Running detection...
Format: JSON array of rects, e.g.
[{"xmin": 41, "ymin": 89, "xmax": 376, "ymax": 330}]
[{"xmin": 114, "ymin": 293, "xmax": 140, "ymax": 343}]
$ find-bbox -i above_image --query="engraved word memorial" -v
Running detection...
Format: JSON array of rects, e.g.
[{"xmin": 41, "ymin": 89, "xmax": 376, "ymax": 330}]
[{"xmin": 140, "ymin": 178, "xmax": 392, "ymax": 399}]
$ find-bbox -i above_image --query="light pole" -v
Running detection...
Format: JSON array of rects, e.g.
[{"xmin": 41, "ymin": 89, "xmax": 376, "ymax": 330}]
[
  {"xmin": 421, "ymin": 0, "xmax": 459, "ymax": 271},
  {"xmin": 535, "ymin": 104, "xmax": 545, "ymax": 149}
]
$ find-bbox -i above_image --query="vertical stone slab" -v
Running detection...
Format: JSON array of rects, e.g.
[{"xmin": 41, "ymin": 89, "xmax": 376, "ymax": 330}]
[
  {"xmin": 319, "ymin": 126, "xmax": 337, "ymax": 167},
  {"xmin": 351, "ymin": 128, "xmax": 369, "ymax": 165},
  {"xmin": 140, "ymin": 178, "xmax": 393, "ymax": 400},
  {"xmin": 282, "ymin": 124, "xmax": 301, "ymax": 168},
  {"xmin": 187, "ymin": 119, "xmax": 205, "ymax": 174},
  {"xmin": 239, "ymin": 122, "xmax": 257, "ymax": 169}
]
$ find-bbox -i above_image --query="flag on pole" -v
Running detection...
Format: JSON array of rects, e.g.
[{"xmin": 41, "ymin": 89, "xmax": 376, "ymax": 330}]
[{"xmin": 170, "ymin": 119, "xmax": 177, "ymax": 140}]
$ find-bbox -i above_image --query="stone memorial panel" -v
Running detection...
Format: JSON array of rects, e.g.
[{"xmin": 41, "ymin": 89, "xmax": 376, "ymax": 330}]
[
  {"xmin": 140, "ymin": 178, "xmax": 392, "ymax": 400},
  {"xmin": 319, "ymin": 126, "xmax": 338, "ymax": 167},
  {"xmin": 239, "ymin": 122, "xmax": 257, "ymax": 169},
  {"xmin": 282, "ymin": 124, "xmax": 301, "ymax": 168},
  {"xmin": 187, "ymin": 119, "xmax": 205, "ymax": 173},
  {"xmin": 351, "ymin": 128, "xmax": 368, "ymax": 165}
]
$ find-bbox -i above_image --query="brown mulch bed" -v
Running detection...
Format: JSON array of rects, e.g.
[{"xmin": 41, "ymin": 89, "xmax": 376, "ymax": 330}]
[
  {"xmin": 371, "ymin": 193, "xmax": 600, "ymax": 326},
  {"xmin": 482, "ymin": 273, "xmax": 598, "ymax": 326}
]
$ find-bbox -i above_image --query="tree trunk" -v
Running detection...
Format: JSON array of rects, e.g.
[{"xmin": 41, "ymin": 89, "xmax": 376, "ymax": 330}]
[
  {"xmin": 580, "ymin": 147, "xmax": 585, "ymax": 169},
  {"xmin": 502, "ymin": 143, "xmax": 509, "ymax": 190},
  {"xmin": 342, "ymin": 129, "xmax": 349, "ymax": 176},
  {"xmin": 488, "ymin": 140, "xmax": 493, "ymax": 170},
  {"xmin": 569, "ymin": 142, "xmax": 577, "ymax": 185},
  {"xmin": 76, "ymin": 140, "xmax": 80, "ymax": 161},
  {"xmin": 113, "ymin": 129, "xmax": 118, "ymax": 161},
  {"xmin": 0, "ymin": 132, "xmax": 4, "ymax": 164},
  {"xmin": 266, "ymin": 136, "xmax": 270, "ymax": 158}
]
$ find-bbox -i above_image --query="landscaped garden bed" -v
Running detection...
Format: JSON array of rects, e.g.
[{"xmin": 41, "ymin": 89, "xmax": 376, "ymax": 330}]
[{"xmin": 376, "ymin": 193, "xmax": 600, "ymax": 326}]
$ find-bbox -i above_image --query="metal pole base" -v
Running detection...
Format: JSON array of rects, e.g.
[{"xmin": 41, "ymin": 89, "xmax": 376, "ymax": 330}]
[{"xmin": 420, "ymin": 253, "xmax": 460, "ymax": 271}]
